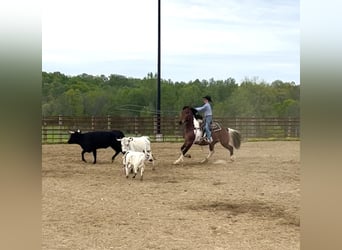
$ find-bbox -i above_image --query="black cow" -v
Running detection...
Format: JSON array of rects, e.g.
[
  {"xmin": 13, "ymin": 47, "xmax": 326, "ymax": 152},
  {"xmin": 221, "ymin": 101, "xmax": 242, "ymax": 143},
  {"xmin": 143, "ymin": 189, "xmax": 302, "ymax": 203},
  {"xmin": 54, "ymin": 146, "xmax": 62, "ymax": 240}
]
[{"xmin": 67, "ymin": 129, "xmax": 125, "ymax": 164}]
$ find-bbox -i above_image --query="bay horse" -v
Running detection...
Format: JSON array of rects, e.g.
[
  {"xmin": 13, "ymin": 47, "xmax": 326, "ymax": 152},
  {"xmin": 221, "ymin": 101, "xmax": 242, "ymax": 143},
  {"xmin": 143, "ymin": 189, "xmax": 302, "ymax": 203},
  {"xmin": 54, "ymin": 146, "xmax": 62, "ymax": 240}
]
[{"xmin": 173, "ymin": 106, "xmax": 241, "ymax": 164}]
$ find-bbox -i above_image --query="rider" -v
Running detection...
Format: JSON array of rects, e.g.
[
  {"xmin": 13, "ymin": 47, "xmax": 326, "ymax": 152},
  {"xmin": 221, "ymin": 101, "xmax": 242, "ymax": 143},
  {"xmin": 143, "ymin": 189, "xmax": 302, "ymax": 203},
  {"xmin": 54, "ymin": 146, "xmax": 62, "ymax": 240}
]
[{"xmin": 195, "ymin": 95, "xmax": 213, "ymax": 143}]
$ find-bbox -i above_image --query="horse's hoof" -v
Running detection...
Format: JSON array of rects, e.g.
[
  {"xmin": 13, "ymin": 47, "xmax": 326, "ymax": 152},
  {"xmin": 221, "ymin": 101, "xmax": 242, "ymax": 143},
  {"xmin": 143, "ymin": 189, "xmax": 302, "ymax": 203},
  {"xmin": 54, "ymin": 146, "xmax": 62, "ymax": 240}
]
[
  {"xmin": 230, "ymin": 155, "xmax": 235, "ymax": 162},
  {"xmin": 200, "ymin": 158, "xmax": 208, "ymax": 164}
]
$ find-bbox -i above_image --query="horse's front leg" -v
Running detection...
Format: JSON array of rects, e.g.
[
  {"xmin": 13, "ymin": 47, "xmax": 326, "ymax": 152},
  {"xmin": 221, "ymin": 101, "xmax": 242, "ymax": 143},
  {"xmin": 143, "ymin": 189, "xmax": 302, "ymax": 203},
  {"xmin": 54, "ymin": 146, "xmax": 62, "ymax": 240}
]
[
  {"xmin": 173, "ymin": 153, "xmax": 184, "ymax": 165},
  {"xmin": 173, "ymin": 143, "xmax": 192, "ymax": 165}
]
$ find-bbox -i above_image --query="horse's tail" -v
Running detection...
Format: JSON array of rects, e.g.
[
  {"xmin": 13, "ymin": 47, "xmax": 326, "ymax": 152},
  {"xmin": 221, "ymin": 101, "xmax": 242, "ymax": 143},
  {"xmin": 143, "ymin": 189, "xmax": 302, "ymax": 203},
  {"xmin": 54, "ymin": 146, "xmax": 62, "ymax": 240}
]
[{"xmin": 227, "ymin": 128, "xmax": 241, "ymax": 149}]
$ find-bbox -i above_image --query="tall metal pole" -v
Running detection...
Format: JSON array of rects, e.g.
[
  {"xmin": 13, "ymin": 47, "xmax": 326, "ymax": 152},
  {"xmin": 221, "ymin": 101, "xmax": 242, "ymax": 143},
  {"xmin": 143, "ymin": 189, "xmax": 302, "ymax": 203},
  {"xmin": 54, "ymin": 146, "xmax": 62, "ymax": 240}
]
[{"xmin": 157, "ymin": 0, "xmax": 161, "ymax": 135}]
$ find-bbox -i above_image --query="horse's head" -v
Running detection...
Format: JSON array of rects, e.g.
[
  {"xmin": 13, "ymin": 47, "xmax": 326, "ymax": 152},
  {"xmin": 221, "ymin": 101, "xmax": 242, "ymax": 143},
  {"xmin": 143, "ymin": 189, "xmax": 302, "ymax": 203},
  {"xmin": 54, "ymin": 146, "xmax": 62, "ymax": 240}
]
[{"xmin": 179, "ymin": 106, "xmax": 194, "ymax": 125}]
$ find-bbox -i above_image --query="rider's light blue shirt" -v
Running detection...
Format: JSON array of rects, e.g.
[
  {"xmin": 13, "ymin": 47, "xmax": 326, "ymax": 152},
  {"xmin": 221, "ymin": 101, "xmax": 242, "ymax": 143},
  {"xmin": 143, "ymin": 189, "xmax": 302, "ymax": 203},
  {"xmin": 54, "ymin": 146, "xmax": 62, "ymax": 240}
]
[{"xmin": 195, "ymin": 103, "xmax": 212, "ymax": 117}]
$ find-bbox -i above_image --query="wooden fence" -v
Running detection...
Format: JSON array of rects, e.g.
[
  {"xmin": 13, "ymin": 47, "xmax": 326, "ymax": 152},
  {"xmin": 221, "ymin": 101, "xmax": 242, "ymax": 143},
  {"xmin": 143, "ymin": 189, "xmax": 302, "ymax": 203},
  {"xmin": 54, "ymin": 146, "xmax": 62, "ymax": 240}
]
[{"xmin": 42, "ymin": 116, "xmax": 300, "ymax": 144}]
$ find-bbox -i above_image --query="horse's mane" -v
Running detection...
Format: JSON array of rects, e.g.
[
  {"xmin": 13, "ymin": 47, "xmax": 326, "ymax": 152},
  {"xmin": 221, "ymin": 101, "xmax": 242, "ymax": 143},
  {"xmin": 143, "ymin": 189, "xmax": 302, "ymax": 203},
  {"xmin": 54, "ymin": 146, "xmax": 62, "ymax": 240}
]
[{"xmin": 182, "ymin": 106, "xmax": 203, "ymax": 120}]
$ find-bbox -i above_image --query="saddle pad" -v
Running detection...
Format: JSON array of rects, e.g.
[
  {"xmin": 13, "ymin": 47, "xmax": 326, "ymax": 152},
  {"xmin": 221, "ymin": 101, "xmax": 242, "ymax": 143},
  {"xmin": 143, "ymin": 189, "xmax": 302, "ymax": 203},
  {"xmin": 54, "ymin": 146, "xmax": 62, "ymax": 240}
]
[{"xmin": 211, "ymin": 122, "xmax": 222, "ymax": 132}]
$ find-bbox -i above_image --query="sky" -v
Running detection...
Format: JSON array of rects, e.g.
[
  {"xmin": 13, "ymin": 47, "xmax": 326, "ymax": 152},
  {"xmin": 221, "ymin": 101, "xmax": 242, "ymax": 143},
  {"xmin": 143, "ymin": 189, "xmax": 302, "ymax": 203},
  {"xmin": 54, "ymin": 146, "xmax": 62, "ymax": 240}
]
[{"xmin": 42, "ymin": 0, "xmax": 300, "ymax": 84}]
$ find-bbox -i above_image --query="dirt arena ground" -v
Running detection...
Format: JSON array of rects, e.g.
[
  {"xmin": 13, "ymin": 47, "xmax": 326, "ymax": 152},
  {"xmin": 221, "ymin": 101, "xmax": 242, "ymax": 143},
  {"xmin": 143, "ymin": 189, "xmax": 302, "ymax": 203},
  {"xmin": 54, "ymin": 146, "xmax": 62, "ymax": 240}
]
[{"xmin": 42, "ymin": 141, "xmax": 300, "ymax": 250}]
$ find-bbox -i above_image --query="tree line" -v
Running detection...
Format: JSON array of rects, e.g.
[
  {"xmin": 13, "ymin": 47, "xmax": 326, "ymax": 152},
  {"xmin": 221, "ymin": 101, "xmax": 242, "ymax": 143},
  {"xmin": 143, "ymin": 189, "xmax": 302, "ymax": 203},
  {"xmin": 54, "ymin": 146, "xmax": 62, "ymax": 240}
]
[{"xmin": 42, "ymin": 72, "xmax": 300, "ymax": 117}]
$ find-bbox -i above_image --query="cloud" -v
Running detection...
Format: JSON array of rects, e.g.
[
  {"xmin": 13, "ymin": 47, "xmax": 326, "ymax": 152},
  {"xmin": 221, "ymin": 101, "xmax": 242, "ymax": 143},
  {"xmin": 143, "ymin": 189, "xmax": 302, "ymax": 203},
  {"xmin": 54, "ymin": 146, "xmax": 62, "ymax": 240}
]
[{"xmin": 42, "ymin": 0, "xmax": 299, "ymax": 83}]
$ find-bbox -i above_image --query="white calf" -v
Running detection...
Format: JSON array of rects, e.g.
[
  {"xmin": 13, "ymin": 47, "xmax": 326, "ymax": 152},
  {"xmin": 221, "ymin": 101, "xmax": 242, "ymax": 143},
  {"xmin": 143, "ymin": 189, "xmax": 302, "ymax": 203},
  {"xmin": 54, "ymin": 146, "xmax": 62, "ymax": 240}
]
[
  {"xmin": 117, "ymin": 136, "xmax": 155, "ymax": 169},
  {"xmin": 122, "ymin": 151, "xmax": 145, "ymax": 180}
]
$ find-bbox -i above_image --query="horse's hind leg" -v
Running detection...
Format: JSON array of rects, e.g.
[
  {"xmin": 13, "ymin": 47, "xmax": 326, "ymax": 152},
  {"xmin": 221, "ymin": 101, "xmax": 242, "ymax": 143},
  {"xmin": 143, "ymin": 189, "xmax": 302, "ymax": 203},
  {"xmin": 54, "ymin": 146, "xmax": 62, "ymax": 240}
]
[
  {"xmin": 220, "ymin": 142, "xmax": 235, "ymax": 161},
  {"xmin": 200, "ymin": 144, "xmax": 215, "ymax": 163}
]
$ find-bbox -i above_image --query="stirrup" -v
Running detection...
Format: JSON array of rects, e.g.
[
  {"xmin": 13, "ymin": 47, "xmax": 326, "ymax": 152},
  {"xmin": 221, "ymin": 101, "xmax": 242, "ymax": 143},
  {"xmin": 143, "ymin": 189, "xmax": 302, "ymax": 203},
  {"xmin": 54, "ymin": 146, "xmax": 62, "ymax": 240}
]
[{"xmin": 201, "ymin": 137, "xmax": 209, "ymax": 142}]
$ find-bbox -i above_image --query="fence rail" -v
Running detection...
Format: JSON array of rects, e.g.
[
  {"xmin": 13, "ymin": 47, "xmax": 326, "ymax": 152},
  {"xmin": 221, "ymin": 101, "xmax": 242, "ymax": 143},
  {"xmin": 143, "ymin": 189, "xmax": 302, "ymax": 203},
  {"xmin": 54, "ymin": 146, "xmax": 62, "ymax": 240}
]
[{"xmin": 42, "ymin": 116, "xmax": 300, "ymax": 144}]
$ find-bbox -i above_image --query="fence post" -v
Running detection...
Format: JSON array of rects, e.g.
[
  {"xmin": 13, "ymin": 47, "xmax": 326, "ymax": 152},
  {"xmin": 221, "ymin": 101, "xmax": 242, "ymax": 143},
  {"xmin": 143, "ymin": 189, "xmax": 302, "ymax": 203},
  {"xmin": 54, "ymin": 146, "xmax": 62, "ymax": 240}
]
[
  {"xmin": 296, "ymin": 118, "xmax": 300, "ymax": 137},
  {"xmin": 250, "ymin": 117, "xmax": 256, "ymax": 138},
  {"xmin": 234, "ymin": 117, "xmax": 242, "ymax": 139},
  {"xmin": 107, "ymin": 115, "xmax": 111, "ymax": 130},
  {"xmin": 174, "ymin": 115, "xmax": 179, "ymax": 141},
  {"xmin": 91, "ymin": 116, "xmax": 95, "ymax": 131},
  {"xmin": 42, "ymin": 118, "xmax": 47, "ymax": 143},
  {"xmin": 58, "ymin": 115, "xmax": 63, "ymax": 143},
  {"xmin": 134, "ymin": 116, "xmax": 138, "ymax": 135},
  {"xmin": 153, "ymin": 115, "xmax": 163, "ymax": 142}
]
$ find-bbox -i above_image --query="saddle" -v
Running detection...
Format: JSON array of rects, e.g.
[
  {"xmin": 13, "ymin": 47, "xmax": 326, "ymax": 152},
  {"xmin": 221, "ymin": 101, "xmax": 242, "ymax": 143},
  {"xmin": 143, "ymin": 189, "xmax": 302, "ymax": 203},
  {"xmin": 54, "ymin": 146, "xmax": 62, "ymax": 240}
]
[
  {"xmin": 192, "ymin": 120, "xmax": 221, "ymax": 145},
  {"xmin": 200, "ymin": 121, "xmax": 222, "ymax": 134}
]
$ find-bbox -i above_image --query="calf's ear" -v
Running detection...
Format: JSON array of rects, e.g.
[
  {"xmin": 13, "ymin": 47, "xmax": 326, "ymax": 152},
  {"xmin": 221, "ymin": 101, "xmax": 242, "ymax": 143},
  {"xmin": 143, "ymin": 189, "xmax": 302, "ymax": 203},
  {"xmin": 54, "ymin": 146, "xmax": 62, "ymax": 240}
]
[
  {"xmin": 116, "ymin": 138, "xmax": 122, "ymax": 141},
  {"xmin": 69, "ymin": 130, "xmax": 75, "ymax": 134}
]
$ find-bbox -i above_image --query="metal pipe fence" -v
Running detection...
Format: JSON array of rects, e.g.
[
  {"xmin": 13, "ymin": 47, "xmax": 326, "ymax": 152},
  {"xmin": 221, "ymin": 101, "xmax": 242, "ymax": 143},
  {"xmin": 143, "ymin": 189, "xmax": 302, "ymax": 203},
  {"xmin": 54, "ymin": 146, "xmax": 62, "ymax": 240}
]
[{"xmin": 42, "ymin": 116, "xmax": 300, "ymax": 144}]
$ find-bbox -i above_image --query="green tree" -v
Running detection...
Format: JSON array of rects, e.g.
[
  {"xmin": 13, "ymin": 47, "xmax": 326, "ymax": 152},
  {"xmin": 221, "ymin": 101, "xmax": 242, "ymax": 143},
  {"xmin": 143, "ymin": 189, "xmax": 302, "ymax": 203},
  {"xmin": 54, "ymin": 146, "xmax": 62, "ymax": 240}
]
[
  {"xmin": 42, "ymin": 71, "xmax": 299, "ymax": 118},
  {"xmin": 83, "ymin": 90, "xmax": 111, "ymax": 116},
  {"xmin": 63, "ymin": 89, "xmax": 84, "ymax": 116}
]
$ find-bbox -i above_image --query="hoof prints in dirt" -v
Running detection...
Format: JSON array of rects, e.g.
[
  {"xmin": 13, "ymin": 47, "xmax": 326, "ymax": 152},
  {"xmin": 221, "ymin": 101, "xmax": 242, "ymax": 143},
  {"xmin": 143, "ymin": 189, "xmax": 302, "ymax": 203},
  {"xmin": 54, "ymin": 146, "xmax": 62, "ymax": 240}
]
[
  {"xmin": 42, "ymin": 169, "xmax": 85, "ymax": 178},
  {"xmin": 186, "ymin": 199, "xmax": 300, "ymax": 227}
]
